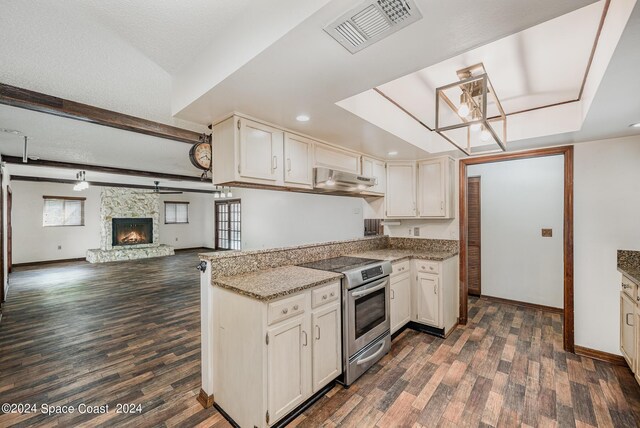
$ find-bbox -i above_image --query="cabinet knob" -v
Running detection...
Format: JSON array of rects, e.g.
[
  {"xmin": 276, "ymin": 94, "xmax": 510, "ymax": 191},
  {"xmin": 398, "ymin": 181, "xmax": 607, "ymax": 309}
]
[
  {"xmin": 282, "ymin": 308, "xmax": 288, "ymax": 314},
  {"xmin": 293, "ymin": 305, "xmax": 299, "ymax": 310},
  {"xmin": 322, "ymin": 295, "xmax": 328, "ymax": 300},
  {"xmin": 430, "ymin": 266, "xmax": 434, "ymax": 271},
  {"xmin": 330, "ymin": 292, "xmax": 335, "ymax": 297}
]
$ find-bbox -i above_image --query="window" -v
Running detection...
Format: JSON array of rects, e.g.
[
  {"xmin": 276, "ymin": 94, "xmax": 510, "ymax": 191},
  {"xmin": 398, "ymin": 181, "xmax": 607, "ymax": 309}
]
[
  {"xmin": 43, "ymin": 196, "xmax": 85, "ymax": 227},
  {"xmin": 164, "ymin": 202, "xmax": 189, "ymax": 224},
  {"xmin": 215, "ymin": 200, "xmax": 241, "ymax": 250}
]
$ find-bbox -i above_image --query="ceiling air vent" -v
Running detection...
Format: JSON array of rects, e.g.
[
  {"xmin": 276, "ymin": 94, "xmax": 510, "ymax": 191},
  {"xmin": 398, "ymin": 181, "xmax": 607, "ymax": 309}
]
[{"xmin": 325, "ymin": 0, "xmax": 422, "ymax": 54}]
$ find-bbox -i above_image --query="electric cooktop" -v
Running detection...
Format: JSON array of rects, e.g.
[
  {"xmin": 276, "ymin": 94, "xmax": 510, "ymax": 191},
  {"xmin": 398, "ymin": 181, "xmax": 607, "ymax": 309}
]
[{"xmin": 297, "ymin": 256, "xmax": 382, "ymax": 273}]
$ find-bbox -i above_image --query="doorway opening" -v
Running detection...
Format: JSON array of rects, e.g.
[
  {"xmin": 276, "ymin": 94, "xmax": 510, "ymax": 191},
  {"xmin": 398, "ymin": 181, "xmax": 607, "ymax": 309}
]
[{"xmin": 459, "ymin": 146, "xmax": 574, "ymax": 352}]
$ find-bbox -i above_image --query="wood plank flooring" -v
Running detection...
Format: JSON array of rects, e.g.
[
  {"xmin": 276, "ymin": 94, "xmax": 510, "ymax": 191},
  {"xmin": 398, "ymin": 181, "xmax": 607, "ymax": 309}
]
[{"xmin": 1, "ymin": 252, "xmax": 639, "ymax": 427}]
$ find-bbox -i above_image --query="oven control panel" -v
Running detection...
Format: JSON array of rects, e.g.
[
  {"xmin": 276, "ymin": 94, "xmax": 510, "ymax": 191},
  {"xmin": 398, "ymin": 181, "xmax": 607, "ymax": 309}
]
[{"xmin": 361, "ymin": 265, "xmax": 383, "ymax": 281}]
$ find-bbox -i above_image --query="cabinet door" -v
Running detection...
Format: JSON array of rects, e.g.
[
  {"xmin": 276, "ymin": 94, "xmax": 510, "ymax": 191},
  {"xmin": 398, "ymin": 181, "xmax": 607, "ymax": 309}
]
[
  {"xmin": 415, "ymin": 273, "xmax": 440, "ymax": 327},
  {"xmin": 284, "ymin": 133, "xmax": 313, "ymax": 187},
  {"xmin": 621, "ymin": 292, "xmax": 636, "ymax": 369},
  {"xmin": 386, "ymin": 162, "xmax": 416, "ymax": 217},
  {"xmin": 372, "ymin": 159, "xmax": 387, "ymax": 194},
  {"xmin": 239, "ymin": 118, "xmax": 283, "ymax": 182},
  {"xmin": 311, "ymin": 302, "xmax": 341, "ymax": 392},
  {"xmin": 314, "ymin": 144, "xmax": 360, "ymax": 174},
  {"xmin": 418, "ymin": 159, "xmax": 445, "ymax": 217},
  {"xmin": 267, "ymin": 315, "xmax": 310, "ymax": 424},
  {"xmin": 391, "ymin": 273, "xmax": 411, "ymax": 334}
]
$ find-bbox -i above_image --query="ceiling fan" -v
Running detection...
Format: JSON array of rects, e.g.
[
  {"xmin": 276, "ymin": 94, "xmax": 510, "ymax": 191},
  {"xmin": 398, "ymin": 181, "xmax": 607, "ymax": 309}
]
[{"xmin": 135, "ymin": 181, "xmax": 183, "ymax": 195}]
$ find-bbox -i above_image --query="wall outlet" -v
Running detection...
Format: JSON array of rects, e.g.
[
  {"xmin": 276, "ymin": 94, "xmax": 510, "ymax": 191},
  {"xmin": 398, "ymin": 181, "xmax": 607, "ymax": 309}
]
[
  {"xmin": 413, "ymin": 227, "xmax": 420, "ymax": 236},
  {"xmin": 408, "ymin": 228, "xmax": 412, "ymax": 236},
  {"xmin": 57, "ymin": 245, "xmax": 62, "ymax": 250}
]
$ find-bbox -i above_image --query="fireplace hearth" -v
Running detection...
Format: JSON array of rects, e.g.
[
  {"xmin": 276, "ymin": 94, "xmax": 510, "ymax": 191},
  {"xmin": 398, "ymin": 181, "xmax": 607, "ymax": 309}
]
[{"xmin": 112, "ymin": 218, "xmax": 153, "ymax": 246}]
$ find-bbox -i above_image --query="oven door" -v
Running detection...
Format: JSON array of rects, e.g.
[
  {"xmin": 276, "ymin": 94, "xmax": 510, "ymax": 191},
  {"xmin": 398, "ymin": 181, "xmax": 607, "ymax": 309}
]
[{"xmin": 346, "ymin": 276, "xmax": 390, "ymax": 357}]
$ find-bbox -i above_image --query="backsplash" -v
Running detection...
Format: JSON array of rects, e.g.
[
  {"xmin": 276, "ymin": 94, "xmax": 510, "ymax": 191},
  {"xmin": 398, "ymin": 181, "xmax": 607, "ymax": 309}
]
[
  {"xmin": 389, "ymin": 237, "xmax": 459, "ymax": 253},
  {"xmin": 201, "ymin": 236, "xmax": 459, "ymax": 278}
]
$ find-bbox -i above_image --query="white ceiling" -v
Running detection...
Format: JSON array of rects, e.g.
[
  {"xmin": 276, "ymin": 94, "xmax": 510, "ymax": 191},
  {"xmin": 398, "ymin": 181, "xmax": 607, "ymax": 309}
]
[
  {"xmin": 173, "ymin": 0, "xmax": 606, "ymax": 159},
  {"xmin": 59, "ymin": 0, "xmax": 253, "ymax": 75},
  {"xmin": 0, "ymin": 105, "xmax": 204, "ymax": 177},
  {"xmin": 0, "ymin": 0, "xmax": 638, "ymax": 186},
  {"xmin": 5, "ymin": 164, "xmax": 214, "ymax": 192}
]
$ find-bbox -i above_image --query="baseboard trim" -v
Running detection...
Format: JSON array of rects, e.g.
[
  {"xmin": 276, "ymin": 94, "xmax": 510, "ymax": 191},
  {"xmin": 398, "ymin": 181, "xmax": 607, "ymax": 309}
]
[
  {"xmin": 196, "ymin": 388, "xmax": 214, "ymax": 408},
  {"xmin": 13, "ymin": 257, "xmax": 87, "ymax": 268},
  {"xmin": 574, "ymin": 345, "xmax": 628, "ymax": 367},
  {"xmin": 480, "ymin": 295, "xmax": 564, "ymax": 314},
  {"xmin": 175, "ymin": 247, "xmax": 215, "ymax": 252}
]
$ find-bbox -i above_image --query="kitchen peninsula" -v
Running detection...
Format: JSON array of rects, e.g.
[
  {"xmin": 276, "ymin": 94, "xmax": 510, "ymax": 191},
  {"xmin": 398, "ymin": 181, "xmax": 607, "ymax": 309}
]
[{"xmin": 197, "ymin": 236, "xmax": 459, "ymax": 427}]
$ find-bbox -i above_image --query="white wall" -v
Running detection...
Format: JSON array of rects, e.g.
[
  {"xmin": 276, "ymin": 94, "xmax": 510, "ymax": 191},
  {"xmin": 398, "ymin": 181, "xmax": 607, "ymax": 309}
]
[
  {"xmin": 574, "ymin": 135, "xmax": 640, "ymax": 354},
  {"xmin": 10, "ymin": 181, "xmax": 214, "ymax": 264},
  {"xmin": 232, "ymin": 188, "xmax": 364, "ymax": 250},
  {"xmin": 158, "ymin": 193, "xmax": 214, "ymax": 249},
  {"xmin": 468, "ymin": 156, "xmax": 565, "ymax": 308}
]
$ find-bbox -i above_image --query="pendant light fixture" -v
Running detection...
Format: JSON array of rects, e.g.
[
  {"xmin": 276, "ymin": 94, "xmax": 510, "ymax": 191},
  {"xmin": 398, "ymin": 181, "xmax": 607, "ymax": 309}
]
[{"xmin": 435, "ymin": 63, "xmax": 506, "ymax": 156}]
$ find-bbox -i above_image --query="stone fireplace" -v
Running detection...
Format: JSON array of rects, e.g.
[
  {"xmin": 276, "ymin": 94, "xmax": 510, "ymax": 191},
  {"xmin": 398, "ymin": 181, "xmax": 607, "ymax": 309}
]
[
  {"xmin": 112, "ymin": 218, "xmax": 153, "ymax": 246},
  {"xmin": 86, "ymin": 187, "xmax": 174, "ymax": 263}
]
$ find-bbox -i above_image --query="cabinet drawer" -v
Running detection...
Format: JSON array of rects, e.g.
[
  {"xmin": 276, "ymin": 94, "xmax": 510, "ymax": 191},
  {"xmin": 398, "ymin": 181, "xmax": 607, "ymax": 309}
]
[
  {"xmin": 311, "ymin": 281, "xmax": 340, "ymax": 309},
  {"xmin": 268, "ymin": 294, "xmax": 307, "ymax": 325},
  {"xmin": 392, "ymin": 261, "xmax": 410, "ymax": 276},
  {"xmin": 622, "ymin": 275, "xmax": 638, "ymax": 302},
  {"xmin": 416, "ymin": 260, "xmax": 440, "ymax": 274}
]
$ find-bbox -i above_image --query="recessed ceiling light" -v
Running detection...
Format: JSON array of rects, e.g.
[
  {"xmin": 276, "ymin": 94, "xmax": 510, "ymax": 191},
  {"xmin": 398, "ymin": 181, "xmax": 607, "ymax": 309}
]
[
  {"xmin": 0, "ymin": 128, "xmax": 22, "ymax": 135},
  {"xmin": 296, "ymin": 114, "xmax": 310, "ymax": 122},
  {"xmin": 388, "ymin": 151, "xmax": 398, "ymax": 156},
  {"xmin": 630, "ymin": 122, "xmax": 640, "ymax": 128}
]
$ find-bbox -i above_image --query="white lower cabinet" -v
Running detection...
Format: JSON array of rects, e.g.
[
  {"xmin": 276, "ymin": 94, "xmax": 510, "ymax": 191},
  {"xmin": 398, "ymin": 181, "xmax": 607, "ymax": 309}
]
[
  {"xmin": 311, "ymin": 302, "xmax": 341, "ymax": 392},
  {"xmin": 267, "ymin": 315, "xmax": 310, "ymax": 422},
  {"xmin": 213, "ymin": 280, "xmax": 342, "ymax": 427},
  {"xmin": 390, "ymin": 272, "xmax": 411, "ymax": 334},
  {"xmin": 415, "ymin": 273, "xmax": 439, "ymax": 326},
  {"xmin": 388, "ymin": 257, "xmax": 459, "ymax": 337}
]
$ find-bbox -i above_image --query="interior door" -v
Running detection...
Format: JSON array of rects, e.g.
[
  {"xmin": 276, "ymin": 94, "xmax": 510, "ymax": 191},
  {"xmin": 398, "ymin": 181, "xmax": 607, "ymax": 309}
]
[
  {"xmin": 284, "ymin": 133, "xmax": 313, "ymax": 186},
  {"xmin": 239, "ymin": 118, "xmax": 283, "ymax": 182},
  {"xmin": 467, "ymin": 176, "xmax": 481, "ymax": 296},
  {"xmin": 312, "ymin": 302, "xmax": 341, "ymax": 392},
  {"xmin": 416, "ymin": 273, "xmax": 439, "ymax": 327},
  {"xmin": 267, "ymin": 315, "xmax": 310, "ymax": 424}
]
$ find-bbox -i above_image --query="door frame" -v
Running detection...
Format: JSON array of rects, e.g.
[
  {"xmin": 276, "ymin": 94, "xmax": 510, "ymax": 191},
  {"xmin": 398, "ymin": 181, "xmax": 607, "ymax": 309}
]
[
  {"xmin": 0, "ymin": 168, "xmax": 4, "ymax": 305},
  {"xmin": 6, "ymin": 187, "xmax": 11, "ymax": 274},
  {"xmin": 467, "ymin": 176, "xmax": 482, "ymax": 296},
  {"xmin": 458, "ymin": 145, "xmax": 574, "ymax": 352}
]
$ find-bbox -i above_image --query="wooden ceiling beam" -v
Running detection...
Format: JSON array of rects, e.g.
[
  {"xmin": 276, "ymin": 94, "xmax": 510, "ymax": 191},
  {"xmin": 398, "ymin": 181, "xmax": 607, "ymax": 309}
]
[
  {"xmin": 2, "ymin": 155, "xmax": 204, "ymax": 183},
  {"xmin": 11, "ymin": 176, "xmax": 216, "ymax": 194},
  {"xmin": 0, "ymin": 83, "xmax": 208, "ymax": 144}
]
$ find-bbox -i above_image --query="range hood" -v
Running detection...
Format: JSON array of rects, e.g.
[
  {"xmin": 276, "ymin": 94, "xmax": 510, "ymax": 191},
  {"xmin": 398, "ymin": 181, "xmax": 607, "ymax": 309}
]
[{"xmin": 314, "ymin": 167, "xmax": 376, "ymax": 192}]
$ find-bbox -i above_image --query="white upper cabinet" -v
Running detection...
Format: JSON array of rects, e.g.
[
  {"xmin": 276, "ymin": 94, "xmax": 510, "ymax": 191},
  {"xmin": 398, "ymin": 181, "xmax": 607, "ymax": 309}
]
[
  {"xmin": 314, "ymin": 144, "xmax": 361, "ymax": 174},
  {"xmin": 362, "ymin": 157, "xmax": 386, "ymax": 195},
  {"xmin": 386, "ymin": 162, "xmax": 416, "ymax": 217},
  {"xmin": 417, "ymin": 157, "xmax": 455, "ymax": 218},
  {"xmin": 284, "ymin": 133, "xmax": 314, "ymax": 187},
  {"xmin": 239, "ymin": 118, "xmax": 284, "ymax": 183}
]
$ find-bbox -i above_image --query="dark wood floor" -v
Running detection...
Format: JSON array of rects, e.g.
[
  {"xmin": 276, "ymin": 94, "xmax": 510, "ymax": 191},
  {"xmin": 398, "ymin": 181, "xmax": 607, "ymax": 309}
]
[{"xmin": 1, "ymin": 253, "xmax": 639, "ymax": 427}]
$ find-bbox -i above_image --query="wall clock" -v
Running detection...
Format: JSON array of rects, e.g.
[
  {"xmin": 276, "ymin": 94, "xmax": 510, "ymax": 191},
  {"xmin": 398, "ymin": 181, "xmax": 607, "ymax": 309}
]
[{"xmin": 189, "ymin": 141, "xmax": 212, "ymax": 171}]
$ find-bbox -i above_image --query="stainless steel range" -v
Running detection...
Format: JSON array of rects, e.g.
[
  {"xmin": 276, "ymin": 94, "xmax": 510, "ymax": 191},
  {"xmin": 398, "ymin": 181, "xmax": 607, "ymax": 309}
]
[{"xmin": 298, "ymin": 256, "xmax": 392, "ymax": 386}]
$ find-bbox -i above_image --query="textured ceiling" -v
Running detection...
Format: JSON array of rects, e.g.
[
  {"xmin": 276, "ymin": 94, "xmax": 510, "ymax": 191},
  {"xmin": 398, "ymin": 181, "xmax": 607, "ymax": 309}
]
[{"xmin": 60, "ymin": 0, "xmax": 253, "ymax": 74}]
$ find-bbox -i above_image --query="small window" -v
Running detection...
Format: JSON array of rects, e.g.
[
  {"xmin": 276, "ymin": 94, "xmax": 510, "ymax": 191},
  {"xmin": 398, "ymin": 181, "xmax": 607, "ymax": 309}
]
[
  {"xmin": 216, "ymin": 199, "xmax": 241, "ymax": 250},
  {"xmin": 43, "ymin": 196, "xmax": 85, "ymax": 227},
  {"xmin": 165, "ymin": 202, "xmax": 189, "ymax": 224}
]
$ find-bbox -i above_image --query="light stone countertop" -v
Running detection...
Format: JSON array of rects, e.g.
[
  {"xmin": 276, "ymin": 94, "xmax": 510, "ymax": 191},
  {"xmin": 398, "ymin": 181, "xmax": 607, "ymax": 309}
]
[
  {"xmin": 213, "ymin": 265, "xmax": 344, "ymax": 301},
  {"xmin": 348, "ymin": 249, "xmax": 459, "ymax": 263}
]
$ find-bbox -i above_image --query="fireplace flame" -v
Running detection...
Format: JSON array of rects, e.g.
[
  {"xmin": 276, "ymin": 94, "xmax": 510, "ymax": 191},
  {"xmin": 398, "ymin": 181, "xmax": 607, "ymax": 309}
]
[{"xmin": 118, "ymin": 230, "xmax": 148, "ymax": 245}]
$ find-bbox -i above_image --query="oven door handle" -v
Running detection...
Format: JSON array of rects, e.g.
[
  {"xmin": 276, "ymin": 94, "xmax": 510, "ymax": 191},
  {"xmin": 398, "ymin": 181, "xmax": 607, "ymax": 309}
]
[
  {"xmin": 351, "ymin": 278, "xmax": 388, "ymax": 299},
  {"xmin": 356, "ymin": 340, "xmax": 386, "ymax": 365}
]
